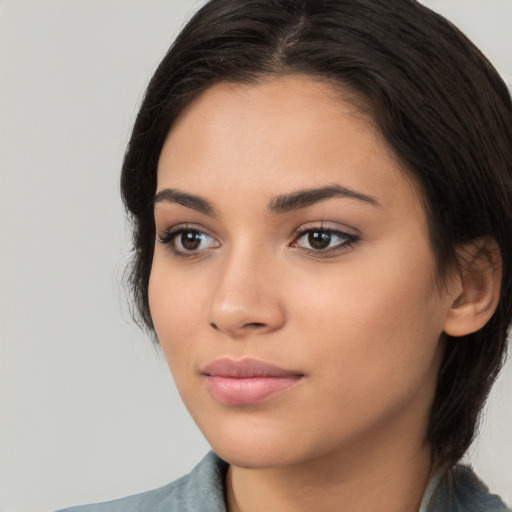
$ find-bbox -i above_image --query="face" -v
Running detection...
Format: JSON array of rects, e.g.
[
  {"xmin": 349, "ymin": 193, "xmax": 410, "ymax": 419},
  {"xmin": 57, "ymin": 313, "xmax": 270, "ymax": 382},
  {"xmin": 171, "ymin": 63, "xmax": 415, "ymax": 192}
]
[{"xmin": 150, "ymin": 77, "xmax": 454, "ymax": 470}]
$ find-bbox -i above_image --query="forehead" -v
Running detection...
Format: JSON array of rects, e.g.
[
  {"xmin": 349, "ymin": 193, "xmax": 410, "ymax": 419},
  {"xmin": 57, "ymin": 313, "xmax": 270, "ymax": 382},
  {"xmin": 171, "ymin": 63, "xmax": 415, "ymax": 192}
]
[{"xmin": 157, "ymin": 76, "xmax": 425, "ymax": 220}]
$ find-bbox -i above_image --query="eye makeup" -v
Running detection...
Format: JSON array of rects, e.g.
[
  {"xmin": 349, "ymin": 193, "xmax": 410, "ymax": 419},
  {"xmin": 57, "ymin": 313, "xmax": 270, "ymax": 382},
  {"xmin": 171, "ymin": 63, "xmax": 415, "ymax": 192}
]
[{"xmin": 157, "ymin": 222, "xmax": 359, "ymax": 260}]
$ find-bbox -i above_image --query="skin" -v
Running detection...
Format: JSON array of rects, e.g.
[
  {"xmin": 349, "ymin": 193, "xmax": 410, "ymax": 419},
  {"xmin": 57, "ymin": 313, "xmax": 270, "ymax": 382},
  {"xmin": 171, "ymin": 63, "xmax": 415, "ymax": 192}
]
[{"xmin": 149, "ymin": 77, "xmax": 463, "ymax": 512}]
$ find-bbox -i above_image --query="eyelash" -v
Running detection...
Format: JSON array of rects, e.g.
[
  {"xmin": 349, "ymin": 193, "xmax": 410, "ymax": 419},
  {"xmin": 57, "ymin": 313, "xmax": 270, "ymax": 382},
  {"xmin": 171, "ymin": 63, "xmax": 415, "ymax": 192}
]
[
  {"xmin": 157, "ymin": 225, "xmax": 219, "ymax": 259},
  {"xmin": 291, "ymin": 226, "xmax": 358, "ymax": 257},
  {"xmin": 157, "ymin": 225, "xmax": 359, "ymax": 259}
]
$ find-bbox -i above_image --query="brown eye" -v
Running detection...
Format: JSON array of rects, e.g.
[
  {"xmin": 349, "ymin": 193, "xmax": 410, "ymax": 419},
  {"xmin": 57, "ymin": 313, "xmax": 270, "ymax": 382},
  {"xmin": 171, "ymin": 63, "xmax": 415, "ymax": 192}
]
[
  {"xmin": 180, "ymin": 231, "xmax": 203, "ymax": 251},
  {"xmin": 293, "ymin": 228, "xmax": 357, "ymax": 256},
  {"xmin": 308, "ymin": 231, "xmax": 332, "ymax": 250},
  {"xmin": 158, "ymin": 227, "xmax": 220, "ymax": 257},
  {"xmin": 173, "ymin": 230, "xmax": 218, "ymax": 253}
]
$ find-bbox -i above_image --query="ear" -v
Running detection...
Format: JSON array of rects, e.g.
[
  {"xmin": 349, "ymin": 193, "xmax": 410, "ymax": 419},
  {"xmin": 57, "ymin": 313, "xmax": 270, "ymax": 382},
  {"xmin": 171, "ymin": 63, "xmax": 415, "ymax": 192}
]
[{"xmin": 443, "ymin": 237, "xmax": 502, "ymax": 337}]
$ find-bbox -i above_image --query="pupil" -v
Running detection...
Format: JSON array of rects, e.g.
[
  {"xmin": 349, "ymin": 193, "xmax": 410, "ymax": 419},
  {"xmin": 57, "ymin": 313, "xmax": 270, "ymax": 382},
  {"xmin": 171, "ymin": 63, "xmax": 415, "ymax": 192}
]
[
  {"xmin": 181, "ymin": 231, "xmax": 201, "ymax": 250},
  {"xmin": 308, "ymin": 231, "xmax": 331, "ymax": 249}
]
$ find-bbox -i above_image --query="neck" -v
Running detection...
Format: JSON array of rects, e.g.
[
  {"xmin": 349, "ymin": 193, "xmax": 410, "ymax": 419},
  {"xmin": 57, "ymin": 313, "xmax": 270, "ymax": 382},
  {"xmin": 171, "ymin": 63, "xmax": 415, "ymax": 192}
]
[{"xmin": 226, "ymin": 421, "xmax": 433, "ymax": 512}]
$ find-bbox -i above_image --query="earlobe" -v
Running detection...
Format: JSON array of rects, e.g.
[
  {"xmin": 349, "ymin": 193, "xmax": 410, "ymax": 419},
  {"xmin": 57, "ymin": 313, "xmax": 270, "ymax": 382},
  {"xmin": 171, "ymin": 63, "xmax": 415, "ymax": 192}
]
[{"xmin": 443, "ymin": 238, "xmax": 502, "ymax": 337}]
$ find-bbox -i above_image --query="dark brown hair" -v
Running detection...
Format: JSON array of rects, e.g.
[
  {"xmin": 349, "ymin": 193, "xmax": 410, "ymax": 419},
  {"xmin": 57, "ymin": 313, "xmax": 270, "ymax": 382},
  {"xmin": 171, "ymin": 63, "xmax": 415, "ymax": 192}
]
[{"xmin": 121, "ymin": 0, "xmax": 512, "ymax": 468}]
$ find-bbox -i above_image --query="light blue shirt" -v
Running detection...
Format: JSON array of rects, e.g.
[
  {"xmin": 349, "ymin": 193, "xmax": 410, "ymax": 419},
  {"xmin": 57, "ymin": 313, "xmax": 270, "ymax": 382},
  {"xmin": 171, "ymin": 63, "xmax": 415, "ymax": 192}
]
[{"xmin": 58, "ymin": 451, "xmax": 511, "ymax": 512}]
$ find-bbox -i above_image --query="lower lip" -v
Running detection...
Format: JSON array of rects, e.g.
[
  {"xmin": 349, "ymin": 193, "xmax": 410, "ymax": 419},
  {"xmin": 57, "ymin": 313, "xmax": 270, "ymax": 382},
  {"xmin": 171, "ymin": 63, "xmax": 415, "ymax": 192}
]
[{"xmin": 205, "ymin": 375, "xmax": 302, "ymax": 405}]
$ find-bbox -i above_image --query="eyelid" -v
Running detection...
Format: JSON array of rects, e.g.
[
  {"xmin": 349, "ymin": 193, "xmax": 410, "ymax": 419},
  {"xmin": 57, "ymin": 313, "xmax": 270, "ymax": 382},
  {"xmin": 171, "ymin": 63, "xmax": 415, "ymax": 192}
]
[
  {"xmin": 156, "ymin": 222, "xmax": 217, "ymax": 239},
  {"xmin": 157, "ymin": 223, "xmax": 221, "ymax": 258},
  {"xmin": 290, "ymin": 223, "xmax": 359, "ymax": 257},
  {"xmin": 293, "ymin": 220, "xmax": 359, "ymax": 236},
  {"xmin": 155, "ymin": 221, "xmax": 359, "ymax": 259}
]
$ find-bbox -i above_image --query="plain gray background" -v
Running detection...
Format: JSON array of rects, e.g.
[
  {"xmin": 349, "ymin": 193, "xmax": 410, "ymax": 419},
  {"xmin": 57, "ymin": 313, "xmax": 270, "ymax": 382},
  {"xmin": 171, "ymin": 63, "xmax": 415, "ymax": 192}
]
[{"xmin": 1, "ymin": 1, "xmax": 511, "ymax": 511}]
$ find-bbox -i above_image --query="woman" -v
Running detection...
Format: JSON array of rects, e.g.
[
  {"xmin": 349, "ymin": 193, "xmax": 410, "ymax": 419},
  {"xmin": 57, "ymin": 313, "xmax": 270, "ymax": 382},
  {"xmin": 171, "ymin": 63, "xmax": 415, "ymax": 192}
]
[{"xmin": 60, "ymin": 0, "xmax": 512, "ymax": 510}]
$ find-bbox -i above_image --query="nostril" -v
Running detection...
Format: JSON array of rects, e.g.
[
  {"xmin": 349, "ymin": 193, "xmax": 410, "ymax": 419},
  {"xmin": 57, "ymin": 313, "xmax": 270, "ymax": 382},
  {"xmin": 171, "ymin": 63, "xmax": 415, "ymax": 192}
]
[{"xmin": 208, "ymin": 321, "xmax": 266, "ymax": 332}]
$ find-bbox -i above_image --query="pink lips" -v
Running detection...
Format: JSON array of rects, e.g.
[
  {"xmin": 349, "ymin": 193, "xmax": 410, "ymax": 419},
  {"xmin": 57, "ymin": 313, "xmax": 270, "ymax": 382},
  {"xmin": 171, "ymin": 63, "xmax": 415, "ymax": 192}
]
[{"xmin": 201, "ymin": 358, "xmax": 304, "ymax": 405}]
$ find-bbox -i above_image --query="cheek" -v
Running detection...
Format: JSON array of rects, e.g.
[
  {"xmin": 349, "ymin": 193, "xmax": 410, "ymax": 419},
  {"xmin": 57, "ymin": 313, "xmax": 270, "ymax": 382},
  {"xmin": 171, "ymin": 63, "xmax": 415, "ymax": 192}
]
[
  {"xmin": 148, "ymin": 264, "xmax": 206, "ymax": 367},
  {"xmin": 290, "ymin": 249, "xmax": 445, "ymax": 391}
]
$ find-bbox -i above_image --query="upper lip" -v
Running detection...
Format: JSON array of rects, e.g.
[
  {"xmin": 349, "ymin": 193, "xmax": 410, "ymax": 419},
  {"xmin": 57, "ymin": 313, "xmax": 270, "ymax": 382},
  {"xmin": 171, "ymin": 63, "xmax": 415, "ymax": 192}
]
[{"xmin": 201, "ymin": 358, "xmax": 304, "ymax": 378}]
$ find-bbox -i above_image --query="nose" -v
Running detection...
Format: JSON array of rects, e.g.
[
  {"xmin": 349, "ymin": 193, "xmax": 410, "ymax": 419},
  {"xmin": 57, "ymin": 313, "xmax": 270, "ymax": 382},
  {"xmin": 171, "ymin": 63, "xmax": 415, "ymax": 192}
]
[{"xmin": 206, "ymin": 246, "xmax": 286, "ymax": 337}]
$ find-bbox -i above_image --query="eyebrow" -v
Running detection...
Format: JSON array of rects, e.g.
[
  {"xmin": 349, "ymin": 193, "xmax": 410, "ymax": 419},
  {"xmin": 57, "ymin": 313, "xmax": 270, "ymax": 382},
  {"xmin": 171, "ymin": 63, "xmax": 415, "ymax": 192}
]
[
  {"xmin": 153, "ymin": 183, "xmax": 380, "ymax": 216},
  {"xmin": 154, "ymin": 188, "xmax": 216, "ymax": 217},
  {"xmin": 268, "ymin": 184, "xmax": 380, "ymax": 213}
]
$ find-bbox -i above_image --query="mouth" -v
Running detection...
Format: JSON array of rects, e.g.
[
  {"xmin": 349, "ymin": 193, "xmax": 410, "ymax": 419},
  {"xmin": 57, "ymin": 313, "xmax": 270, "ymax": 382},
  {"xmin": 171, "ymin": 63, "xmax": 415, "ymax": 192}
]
[{"xmin": 201, "ymin": 358, "xmax": 305, "ymax": 405}]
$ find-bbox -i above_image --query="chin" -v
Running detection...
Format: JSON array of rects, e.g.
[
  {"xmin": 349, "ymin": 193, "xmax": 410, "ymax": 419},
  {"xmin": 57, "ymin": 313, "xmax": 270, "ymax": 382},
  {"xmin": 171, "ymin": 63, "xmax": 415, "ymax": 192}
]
[
  {"xmin": 211, "ymin": 440, "xmax": 304, "ymax": 469},
  {"xmin": 197, "ymin": 419, "xmax": 310, "ymax": 469}
]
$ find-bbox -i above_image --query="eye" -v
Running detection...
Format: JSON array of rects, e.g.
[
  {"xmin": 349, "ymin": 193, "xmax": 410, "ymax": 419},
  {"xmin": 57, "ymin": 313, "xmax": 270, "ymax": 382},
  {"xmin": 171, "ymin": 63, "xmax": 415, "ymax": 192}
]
[
  {"xmin": 292, "ymin": 227, "xmax": 357, "ymax": 256},
  {"xmin": 158, "ymin": 226, "xmax": 220, "ymax": 257}
]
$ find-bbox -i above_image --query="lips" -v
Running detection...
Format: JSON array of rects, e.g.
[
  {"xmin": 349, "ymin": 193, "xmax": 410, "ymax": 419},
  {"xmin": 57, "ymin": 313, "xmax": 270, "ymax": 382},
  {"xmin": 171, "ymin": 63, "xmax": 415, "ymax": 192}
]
[{"xmin": 201, "ymin": 358, "xmax": 304, "ymax": 405}]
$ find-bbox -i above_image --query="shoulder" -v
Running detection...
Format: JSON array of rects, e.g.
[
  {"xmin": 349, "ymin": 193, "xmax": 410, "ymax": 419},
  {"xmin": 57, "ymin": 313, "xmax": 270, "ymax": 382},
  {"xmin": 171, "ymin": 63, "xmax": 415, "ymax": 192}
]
[
  {"xmin": 449, "ymin": 466, "xmax": 511, "ymax": 512},
  {"xmin": 421, "ymin": 464, "xmax": 511, "ymax": 512},
  {"xmin": 56, "ymin": 452, "xmax": 229, "ymax": 512}
]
